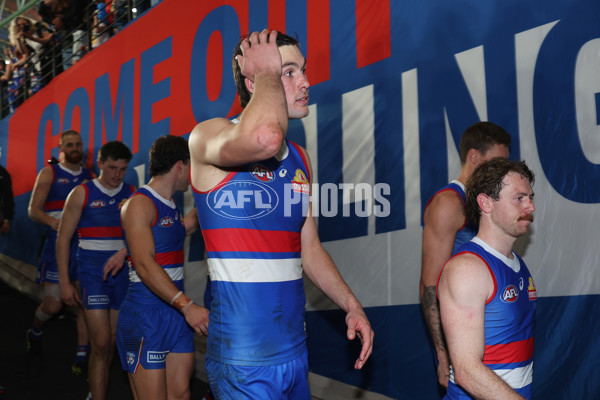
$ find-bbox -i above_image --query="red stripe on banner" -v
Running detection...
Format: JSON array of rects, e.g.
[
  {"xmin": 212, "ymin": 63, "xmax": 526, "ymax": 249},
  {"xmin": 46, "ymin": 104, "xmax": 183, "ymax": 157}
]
[
  {"xmin": 203, "ymin": 228, "xmax": 301, "ymax": 253},
  {"xmin": 307, "ymin": 0, "xmax": 330, "ymax": 85},
  {"xmin": 155, "ymin": 250, "xmax": 184, "ymax": 265},
  {"xmin": 268, "ymin": 0, "xmax": 286, "ymax": 33},
  {"xmin": 483, "ymin": 337, "xmax": 534, "ymax": 364},
  {"xmin": 79, "ymin": 226, "xmax": 123, "ymax": 238},
  {"xmin": 355, "ymin": 0, "xmax": 391, "ymax": 68},
  {"xmin": 44, "ymin": 200, "xmax": 65, "ymax": 211}
]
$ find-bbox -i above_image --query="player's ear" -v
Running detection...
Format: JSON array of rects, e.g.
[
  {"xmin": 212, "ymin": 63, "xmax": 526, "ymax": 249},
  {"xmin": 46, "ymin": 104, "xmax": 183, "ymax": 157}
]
[
  {"xmin": 477, "ymin": 193, "xmax": 492, "ymax": 214},
  {"xmin": 245, "ymin": 77, "xmax": 255, "ymax": 95},
  {"xmin": 468, "ymin": 148, "xmax": 481, "ymax": 166}
]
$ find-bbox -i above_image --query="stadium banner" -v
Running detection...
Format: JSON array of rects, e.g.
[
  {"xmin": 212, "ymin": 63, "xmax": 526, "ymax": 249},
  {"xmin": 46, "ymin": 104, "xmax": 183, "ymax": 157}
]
[{"xmin": 0, "ymin": 0, "xmax": 599, "ymax": 398}]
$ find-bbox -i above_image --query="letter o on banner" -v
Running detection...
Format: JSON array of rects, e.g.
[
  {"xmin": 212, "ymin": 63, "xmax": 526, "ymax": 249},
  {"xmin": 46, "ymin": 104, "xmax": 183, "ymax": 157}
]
[{"xmin": 190, "ymin": 5, "xmax": 241, "ymax": 122}]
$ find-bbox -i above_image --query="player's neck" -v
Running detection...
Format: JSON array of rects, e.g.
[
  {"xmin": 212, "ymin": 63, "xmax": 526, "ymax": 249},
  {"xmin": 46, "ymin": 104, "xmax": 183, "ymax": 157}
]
[
  {"xmin": 476, "ymin": 227, "xmax": 516, "ymax": 259},
  {"xmin": 147, "ymin": 176, "xmax": 174, "ymax": 201},
  {"xmin": 60, "ymin": 161, "xmax": 81, "ymax": 172}
]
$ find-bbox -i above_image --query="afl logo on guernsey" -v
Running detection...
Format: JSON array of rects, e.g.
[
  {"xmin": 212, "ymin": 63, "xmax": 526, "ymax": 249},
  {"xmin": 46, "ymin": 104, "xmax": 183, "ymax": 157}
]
[
  {"xmin": 250, "ymin": 164, "xmax": 274, "ymax": 182},
  {"xmin": 57, "ymin": 178, "xmax": 70, "ymax": 184},
  {"xmin": 90, "ymin": 200, "xmax": 106, "ymax": 208},
  {"xmin": 159, "ymin": 216, "xmax": 174, "ymax": 227},
  {"xmin": 207, "ymin": 180, "xmax": 279, "ymax": 220},
  {"xmin": 501, "ymin": 285, "xmax": 519, "ymax": 303}
]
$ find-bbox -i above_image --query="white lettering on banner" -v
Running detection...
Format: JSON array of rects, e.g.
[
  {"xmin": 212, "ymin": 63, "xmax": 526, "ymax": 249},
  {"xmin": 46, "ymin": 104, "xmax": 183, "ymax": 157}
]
[
  {"xmin": 342, "ymin": 85, "xmax": 376, "ymax": 236},
  {"xmin": 575, "ymin": 38, "xmax": 600, "ymax": 164}
]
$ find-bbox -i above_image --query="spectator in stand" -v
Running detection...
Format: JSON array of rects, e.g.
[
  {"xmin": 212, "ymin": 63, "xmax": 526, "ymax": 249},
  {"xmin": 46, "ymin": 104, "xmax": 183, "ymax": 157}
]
[
  {"xmin": 38, "ymin": 0, "xmax": 91, "ymax": 69},
  {"xmin": 9, "ymin": 17, "xmax": 49, "ymax": 94},
  {"xmin": 3, "ymin": 47, "xmax": 28, "ymax": 112}
]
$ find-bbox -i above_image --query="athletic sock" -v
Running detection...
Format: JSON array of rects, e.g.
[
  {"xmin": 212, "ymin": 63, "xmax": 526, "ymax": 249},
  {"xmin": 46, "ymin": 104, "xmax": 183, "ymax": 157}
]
[
  {"xmin": 75, "ymin": 345, "xmax": 90, "ymax": 360},
  {"xmin": 29, "ymin": 327, "xmax": 43, "ymax": 340}
]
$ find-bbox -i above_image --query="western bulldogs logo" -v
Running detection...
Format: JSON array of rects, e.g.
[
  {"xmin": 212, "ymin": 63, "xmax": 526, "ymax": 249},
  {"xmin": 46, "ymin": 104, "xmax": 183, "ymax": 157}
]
[
  {"xmin": 126, "ymin": 352, "xmax": 136, "ymax": 366},
  {"xmin": 251, "ymin": 164, "xmax": 275, "ymax": 182},
  {"xmin": 159, "ymin": 216, "xmax": 174, "ymax": 227},
  {"xmin": 90, "ymin": 200, "xmax": 106, "ymax": 208},
  {"xmin": 528, "ymin": 277, "xmax": 537, "ymax": 300},
  {"xmin": 501, "ymin": 285, "xmax": 519, "ymax": 303}
]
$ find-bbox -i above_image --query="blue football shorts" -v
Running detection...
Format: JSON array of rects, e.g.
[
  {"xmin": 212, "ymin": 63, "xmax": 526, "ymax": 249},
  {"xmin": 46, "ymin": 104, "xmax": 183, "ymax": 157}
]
[
  {"xmin": 37, "ymin": 231, "xmax": 80, "ymax": 283},
  {"xmin": 116, "ymin": 301, "xmax": 194, "ymax": 373},
  {"xmin": 206, "ymin": 349, "xmax": 310, "ymax": 400},
  {"xmin": 78, "ymin": 249, "xmax": 128, "ymax": 310}
]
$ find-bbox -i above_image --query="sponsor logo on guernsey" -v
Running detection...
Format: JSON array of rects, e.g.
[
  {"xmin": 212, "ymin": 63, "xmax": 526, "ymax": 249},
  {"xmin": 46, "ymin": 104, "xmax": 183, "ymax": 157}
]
[
  {"xmin": 279, "ymin": 169, "xmax": 287, "ymax": 178},
  {"xmin": 90, "ymin": 200, "xmax": 106, "ymax": 208},
  {"xmin": 147, "ymin": 351, "xmax": 168, "ymax": 363},
  {"xmin": 250, "ymin": 164, "xmax": 275, "ymax": 182},
  {"xmin": 528, "ymin": 277, "xmax": 537, "ymax": 300},
  {"xmin": 126, "ymin": 352, "xmax": 136, "ymax": 366},
  {"xmin": 207, "ymin": 180, "xmax": 279, "ymax": 220},
  {"xmin": 291, "ymin": 169, "xmax": 310, "ymax": 194},
  {"xmin": 159, "ymin": 216, "xmax": 174, "ymax": 227},
  {"xmin": 118, "ymin": 198, "xmax": 128, "ymax": 210},
  {"xmin": 57, "ymin": 178, "xmax": 70, "ymax": 184},
  {"xmin": 501, "ymin": 285, "xmax": 519, "ymax": 303},
  {"xmin": 109, "ymin": 199, "xmax": 116, "ymax": 205},
  {"xmin": 88, "ymin": 295, "xmax": 109, "ymax": 305}
]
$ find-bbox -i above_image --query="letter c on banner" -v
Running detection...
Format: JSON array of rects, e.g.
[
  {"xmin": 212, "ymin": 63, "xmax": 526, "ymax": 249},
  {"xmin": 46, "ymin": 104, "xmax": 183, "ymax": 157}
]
[
  {"xmin": 190, "ymin": 5, "xmax": 241, "ymax": 121},
  {"xmin": 63, "ymin": 87, "xmax": 91, "ymax": 157},
  {"xmin": 36, "ymin": 103, "xmax": 61, "ymax": 172}
]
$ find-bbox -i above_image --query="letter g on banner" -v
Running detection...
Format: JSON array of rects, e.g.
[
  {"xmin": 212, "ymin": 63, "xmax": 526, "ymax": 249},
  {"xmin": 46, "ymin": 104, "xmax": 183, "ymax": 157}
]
[
  {"xmin": 190, "ymin": 5, "xmax": 241, "ymax": 122},
  {"xmin": 534, "ymin": 8, "xmax": 600, "ymax": 203}
]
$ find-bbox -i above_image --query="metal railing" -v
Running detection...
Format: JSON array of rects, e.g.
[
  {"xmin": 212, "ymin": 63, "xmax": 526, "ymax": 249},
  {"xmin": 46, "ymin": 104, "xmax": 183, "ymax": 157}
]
[{"xmin": 0, "ymin": 0, "xmax": 151, "ymax": 117}]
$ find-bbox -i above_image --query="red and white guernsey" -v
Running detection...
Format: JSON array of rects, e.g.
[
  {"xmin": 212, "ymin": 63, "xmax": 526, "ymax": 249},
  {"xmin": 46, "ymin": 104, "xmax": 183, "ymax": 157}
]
[{"xmin": 193, "ymin": 140, "xmax": 311, "ymax": 366}]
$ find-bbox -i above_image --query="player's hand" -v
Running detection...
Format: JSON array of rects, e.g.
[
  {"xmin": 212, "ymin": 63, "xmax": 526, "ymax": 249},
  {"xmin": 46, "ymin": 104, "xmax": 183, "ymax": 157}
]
[
  {"xmin": 183, "ymin": 304, "xmax": 210, "ymax": 336},
  {"xmin": 437, "ymin": 355, "xmax": 450, "ymax": 388},
  {"xmin": 345, "ymin": 308, "xmax": 374, "ymax": 370},
  {"xmin": 103, "ymin": 249, "xmax": 127, "ymax": 280},
  {"xmin": 236, "ymin": 30, "xmax": 281, "ymax": 82},
  {"xmin": 50, "ymin": 218, "xmax": 60, "ymax": 231},
  {"xmin": 60, "ymin": 281, "xmax": 81, "ymax": 307}
]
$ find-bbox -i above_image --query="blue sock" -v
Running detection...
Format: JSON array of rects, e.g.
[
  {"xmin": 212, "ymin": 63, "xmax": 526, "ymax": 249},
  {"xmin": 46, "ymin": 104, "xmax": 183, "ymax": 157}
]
[{"xmin": 29, "ymin": 327, "xmax": 43, "ymax": 339}]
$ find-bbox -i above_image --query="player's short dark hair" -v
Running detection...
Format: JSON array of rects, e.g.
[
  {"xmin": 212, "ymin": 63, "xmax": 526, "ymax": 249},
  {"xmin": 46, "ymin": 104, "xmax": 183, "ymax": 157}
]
[
  {"xmin": 60, "ymin": 130, "xmax": 80, "ymax": 144},
  {"xmin": 465, "ymin": 159, "xmax": 535, "ymax": 225},
  {"xmin": 233, "ymin": 31, "xmax": 300, "ymax": 109},
  {"xmin": 459, "ymin": 122, "xmax": 511, "ymax": 164},
  {"xmin": 98, "ymin": 141, "xmax": 132, "ymax": 163},
  {"xmin": 148, "ymin": 135, "xmax": 189, "ymax": 177}
]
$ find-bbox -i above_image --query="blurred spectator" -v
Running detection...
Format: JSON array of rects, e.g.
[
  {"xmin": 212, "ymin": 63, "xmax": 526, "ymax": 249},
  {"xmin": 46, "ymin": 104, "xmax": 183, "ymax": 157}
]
[
  {"xmin": 3, "ymin": 47, "xmax": 28, "ymax": 112},
  {"xmin": 0, "ymin": 164, "xmax": 14, "ymax": 235},
  {"xmin": 38, "ymin": 0, "xmax": 91, "ymax": 69},
  {"xmin": 10, "ymin": 17, "xmax": 53, "ymax": 92}
]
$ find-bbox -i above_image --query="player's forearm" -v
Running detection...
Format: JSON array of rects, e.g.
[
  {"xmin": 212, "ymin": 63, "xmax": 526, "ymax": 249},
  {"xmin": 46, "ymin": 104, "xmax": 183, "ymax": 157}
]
[
  {"xmin": 421, "ymin": 285, "xmax": 449, "ymax": 360},
  {"xmin": 453, "ymin": 361, "xmax": 525, "ymax": 400},
  {"xmin": 134, "ymin": 259, "xmax": 183, "ymax": 305},
  {"xmin": 240, "ymin": 72, "xmax": 287, "ymax": 148},
  {"xmin": 28, "ymin": 207, "xmax": 57, "ymax": 227},
  {"xmin": 55, "ymin": 238, "xmax": 71, "ymax": 284}
]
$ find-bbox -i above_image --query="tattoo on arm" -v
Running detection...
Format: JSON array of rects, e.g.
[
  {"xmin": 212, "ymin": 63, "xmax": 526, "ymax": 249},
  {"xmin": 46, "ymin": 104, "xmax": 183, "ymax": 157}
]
[{"xmin": 421, "ymin": 285, "xmax": 448, "ymax": 356}]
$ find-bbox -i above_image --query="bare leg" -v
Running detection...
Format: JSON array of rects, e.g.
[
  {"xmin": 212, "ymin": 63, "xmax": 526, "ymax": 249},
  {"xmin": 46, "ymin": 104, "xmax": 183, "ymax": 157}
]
[
  {"xmin": 85, "ymin": 308, "xmax": 113, "ymax": 400},
  {"xmin": 129, "ymin": 365, "xmax": 168, "ymax": 400},
  {"xmin": 165, "ymin": 352, "xmax": 194, "ymax": 400}
]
